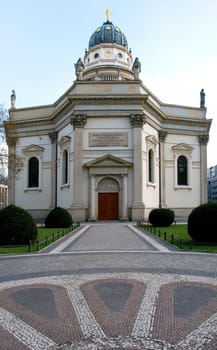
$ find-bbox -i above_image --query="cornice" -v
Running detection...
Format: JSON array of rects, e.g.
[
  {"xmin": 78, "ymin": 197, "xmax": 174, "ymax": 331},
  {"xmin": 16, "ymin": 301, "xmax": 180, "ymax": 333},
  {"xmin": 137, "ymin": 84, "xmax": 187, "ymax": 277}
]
[
  {"xmin": 68, "ymin": 95, "xmax": 148, "ymax": 103},
  {"xmin": 162, "ymin": 116, "xmax": 212, "ymax": 128}
]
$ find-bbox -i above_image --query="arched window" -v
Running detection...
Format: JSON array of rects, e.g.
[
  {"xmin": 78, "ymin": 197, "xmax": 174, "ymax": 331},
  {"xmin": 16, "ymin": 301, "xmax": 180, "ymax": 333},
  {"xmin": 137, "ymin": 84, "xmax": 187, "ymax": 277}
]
[
  {"xmin": 28, "ymin": 157, "xmax": 39, "ymax": 187},
  {"xmin": 148, "ymin": 149, "xmax": 154, "ymax": 183},
  {"xmin": 177, "ymin": 156, "xmax": 188, "ymax": 185},
  {"xmin": 63, "ymin": 150, "xmax": 68, "ymax": 184}
]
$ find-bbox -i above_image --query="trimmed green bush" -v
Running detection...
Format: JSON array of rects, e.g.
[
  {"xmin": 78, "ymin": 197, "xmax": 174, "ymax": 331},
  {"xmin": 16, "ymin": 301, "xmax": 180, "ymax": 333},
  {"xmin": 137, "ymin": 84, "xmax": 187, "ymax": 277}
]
[
  {"xmin": 149, "ymin": 208, "xmax": 175, "ymax": 227},
  {"xmin": 45, "ymin": 207, "xmax": 73, "ymax": 228},
  {"xmin": 188, "ymin": 202, "xmax": 217, "ymax": 243},
  {"xmin": 0, "ymin": 205, "xmax": 38, "ymax": 245}
]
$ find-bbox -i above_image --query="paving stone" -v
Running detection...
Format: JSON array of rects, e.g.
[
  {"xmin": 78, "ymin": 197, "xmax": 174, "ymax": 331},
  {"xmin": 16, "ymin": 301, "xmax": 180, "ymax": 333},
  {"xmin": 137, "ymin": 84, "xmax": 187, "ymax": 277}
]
[{"xmin": 0, "ymin": 223, "xmax": 217, "ymax": 349}]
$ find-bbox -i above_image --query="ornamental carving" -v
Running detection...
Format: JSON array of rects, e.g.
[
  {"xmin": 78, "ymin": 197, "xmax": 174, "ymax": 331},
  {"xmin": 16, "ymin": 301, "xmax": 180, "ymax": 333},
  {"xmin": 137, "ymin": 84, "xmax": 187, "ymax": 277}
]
[
  {"xmin": 49, "ymin": 132, "xmax": 58, "ymax": 143},
  {"xmin": 172, "ymin": 143, "xmax": 193, "ymax": 158},
  {"xmin": 130, "ymin": 114, "xmax": 146, "ymax": 128},
  {"xmin": 199, "ymin": 135, "xmax": 209, "ymax": 144},
  {"xmin": 158, "ymin": 131, "xmax": 168, "ymax": 142},
  {"xmin": 6, "ymin": 136, "xmax": 17, "ymax": 146},
  {"xmin": 22, "ymin": 144, "xmax": 45, "ymax": 157},
  {"xmin": 58, "ymin": 136, "xmax": 71, "ymax": 150},
  {"xmin": 71, "ymin": 115, "xmax": 87, "ymax": 129},
  {"xmin": 97, "ymin": 178, "xmax": 119, "ymax": 192}
]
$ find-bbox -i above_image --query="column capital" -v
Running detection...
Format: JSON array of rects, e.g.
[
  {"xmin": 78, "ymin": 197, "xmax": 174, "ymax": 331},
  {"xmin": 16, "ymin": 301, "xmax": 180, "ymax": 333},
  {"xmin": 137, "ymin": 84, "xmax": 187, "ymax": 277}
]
[
  {"xmin": 71, "ymin": 114, "xmax": 87, "ymax": 129},
  {"xmin": 6, "ymin": 135, "xmax": 18, "ymax": 146},
  {"xmin": 159, "ymin": 131, "xmax": 168, "ymax": 142},
  {"xmin": 130, "ymin": 114, "xmax": 146, "ymax": 128},
  {"xmin": 199, "ymin": 134, "xmax": 209, "ymax": 144},
  {"xmin": 49, "ymin": 131, "xmax": 58, "ymax": 143}
]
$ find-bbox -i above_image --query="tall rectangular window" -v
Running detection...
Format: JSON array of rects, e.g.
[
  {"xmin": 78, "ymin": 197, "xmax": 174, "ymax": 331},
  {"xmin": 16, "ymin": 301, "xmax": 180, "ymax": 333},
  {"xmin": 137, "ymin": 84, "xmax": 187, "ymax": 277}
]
[
  {"xmin": 28, "ymin": 157, "xmax": 39, "ymax": 187},
  {"xmin": 148, "ymin": 149, "xmax": 154, "ymax": 183},
  {"xmin": 63, "ymin": 150, "xmax": 68, "ymax": 184},
  {"xmin": 177, "ymin": 156, "xmax": 188, "ymax": 185}
]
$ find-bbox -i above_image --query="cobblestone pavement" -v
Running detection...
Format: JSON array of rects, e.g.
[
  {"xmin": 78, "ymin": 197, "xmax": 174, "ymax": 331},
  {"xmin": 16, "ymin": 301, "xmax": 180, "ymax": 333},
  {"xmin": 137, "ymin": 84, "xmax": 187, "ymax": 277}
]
[{"xmin": 0, "ymin": 223, "xmax": 217, "ymax": 350}]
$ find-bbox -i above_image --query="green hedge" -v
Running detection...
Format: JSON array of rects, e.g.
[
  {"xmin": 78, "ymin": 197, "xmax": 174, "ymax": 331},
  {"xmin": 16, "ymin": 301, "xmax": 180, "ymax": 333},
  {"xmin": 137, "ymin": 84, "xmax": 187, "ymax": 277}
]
[
  {"xmin": 188, "ymin": 202, "xmax": 217, "ymax": 242},
  {"xmin": 149, "ymin": 208, "xmax": 175, "ymax": 227},
  {"xmin": 0, "ymin": 205, "xmax": 38, "ymax": 245},
  {"xmin": 45, "ymin": 207, "xmax": 73, "ymax": 228}
]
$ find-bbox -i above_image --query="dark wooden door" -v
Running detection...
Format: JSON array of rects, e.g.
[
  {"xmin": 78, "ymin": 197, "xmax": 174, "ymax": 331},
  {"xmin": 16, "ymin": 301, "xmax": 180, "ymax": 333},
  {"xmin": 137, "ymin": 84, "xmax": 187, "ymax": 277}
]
[{"xmin": 98, "ymin": 193, "xmax": 119, "ymax": 220}]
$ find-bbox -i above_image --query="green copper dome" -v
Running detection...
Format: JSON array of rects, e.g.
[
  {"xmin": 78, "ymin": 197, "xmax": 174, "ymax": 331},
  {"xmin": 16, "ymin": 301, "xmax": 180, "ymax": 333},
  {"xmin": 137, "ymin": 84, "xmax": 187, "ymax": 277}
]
[{"xmin": 88, "ymin": 20, "xmax": 128, "ymax": 49}]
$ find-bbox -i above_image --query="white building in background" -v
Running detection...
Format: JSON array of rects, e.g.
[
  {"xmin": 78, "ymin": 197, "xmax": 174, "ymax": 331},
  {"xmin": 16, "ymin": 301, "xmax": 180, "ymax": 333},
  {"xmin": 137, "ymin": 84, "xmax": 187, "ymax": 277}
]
[{"xmin": 5, "ymin": 12, "xmax": 211, "ymax": 222}]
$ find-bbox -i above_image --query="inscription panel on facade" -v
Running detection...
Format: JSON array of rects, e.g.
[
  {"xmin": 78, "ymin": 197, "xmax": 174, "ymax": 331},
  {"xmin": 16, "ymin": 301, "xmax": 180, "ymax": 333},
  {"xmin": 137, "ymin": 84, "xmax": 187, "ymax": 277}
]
[{"xmin": 89, "ymin": 132, "xmax": 128, "ymax": 147}]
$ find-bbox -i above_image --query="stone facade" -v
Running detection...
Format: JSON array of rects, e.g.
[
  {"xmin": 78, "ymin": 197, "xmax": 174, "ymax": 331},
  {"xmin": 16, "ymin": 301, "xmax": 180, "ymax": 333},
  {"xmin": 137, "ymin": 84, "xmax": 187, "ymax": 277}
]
[{"xmin": 5, "ymin": 14, "xmax": 211, "ymax": 222}]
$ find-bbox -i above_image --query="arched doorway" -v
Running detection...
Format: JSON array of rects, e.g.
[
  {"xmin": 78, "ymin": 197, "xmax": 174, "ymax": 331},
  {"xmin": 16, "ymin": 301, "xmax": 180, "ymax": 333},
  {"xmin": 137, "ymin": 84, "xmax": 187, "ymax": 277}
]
[{"xmin": 97, "ymin": 178, "xmax": 119, "ymax": 220}]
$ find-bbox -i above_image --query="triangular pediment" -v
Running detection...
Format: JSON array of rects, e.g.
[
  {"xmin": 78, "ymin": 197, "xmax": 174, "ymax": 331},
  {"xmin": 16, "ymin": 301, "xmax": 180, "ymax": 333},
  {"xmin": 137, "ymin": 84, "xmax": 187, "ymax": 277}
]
[
  {"xmin": 84, "ymin": 154, "xmax": 133, "ymax": 168},
  {"xmin": 22, "ymin": 144, "xmax": 45, "ymax": 155},
  {"xmin": 172, "ymin": 143, "xmax": 193, "ymax": 152}
]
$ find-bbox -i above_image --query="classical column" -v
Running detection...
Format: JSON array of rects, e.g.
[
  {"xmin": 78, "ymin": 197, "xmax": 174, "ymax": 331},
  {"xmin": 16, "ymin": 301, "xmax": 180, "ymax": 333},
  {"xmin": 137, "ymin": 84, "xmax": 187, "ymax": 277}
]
[
  {"xmin": 121, "ymin": 174, "xmax": 128, "ymax": 220},
  {"xmin": 6, "ymin": 135, "xmax": 17, "ymax": 204},
  {"xmin": 89, "ymin": 174, "xmax": 96, "ymax": 221},
  {"xmin": 130, "ymin": 113, "xmax": 146, "ymax": 220},
  {"xmin": 199, "ymin": 135, "xmax": 209, "ymax": 203},
  {"xmin": 71, "ymin": 114, "xmax": 87, "ymax": 220},
  {"xmin": 159, "ymin": 131, "xmax": 168, "ymax": 208},
  {"xmin": 48, "ymin": 131, "xmax": 58, "ymax": 208}
]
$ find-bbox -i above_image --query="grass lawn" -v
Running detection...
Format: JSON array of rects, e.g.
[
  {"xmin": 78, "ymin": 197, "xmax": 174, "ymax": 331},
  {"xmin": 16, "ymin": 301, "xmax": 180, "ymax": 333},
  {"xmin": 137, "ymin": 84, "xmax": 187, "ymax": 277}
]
[
  {"xmin": 141, "ymin": 224, "xmax": 217, "ymax": 253},
  {"xmin": 0, "ymin": 227, "xmax": 75, "ymax": 254}
]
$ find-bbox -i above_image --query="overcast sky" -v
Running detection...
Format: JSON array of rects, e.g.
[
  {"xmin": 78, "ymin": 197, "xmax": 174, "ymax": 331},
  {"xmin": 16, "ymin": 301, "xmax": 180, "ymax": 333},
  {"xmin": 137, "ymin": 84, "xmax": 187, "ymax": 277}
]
[{"xmin": 0, "ymin": 0, "xmax": 216, "ymax": 167}]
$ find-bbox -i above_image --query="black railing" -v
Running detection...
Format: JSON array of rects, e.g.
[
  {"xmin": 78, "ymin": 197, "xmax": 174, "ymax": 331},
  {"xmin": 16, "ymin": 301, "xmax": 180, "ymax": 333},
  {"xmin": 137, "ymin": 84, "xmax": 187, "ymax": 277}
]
[
  {"xmin": 29, "ymin": 223, "xmax": 80, "ymax": 252},
  {"xmin": 0, "ymin": 223, "xmax": 80, "ymax": 253},
  {"xmin": 138, "ymin": 223, "xmax": 217, "ymax": 251}
]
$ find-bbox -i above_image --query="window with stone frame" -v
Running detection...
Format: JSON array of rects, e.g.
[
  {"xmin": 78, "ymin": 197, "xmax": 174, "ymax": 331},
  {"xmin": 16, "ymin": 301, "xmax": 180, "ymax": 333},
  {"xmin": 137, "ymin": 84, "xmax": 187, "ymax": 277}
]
[
  {"xmin": 172, "ymin": 143, "xmax": 193, "ymax": 188},
  {"xmin": 177, "ymin": 155, "xmax": 188, "ymax": 185},
  {"xmin": 28, "ymin": 156, "xmax": 39, "ymax": 187},
  {"xmin": 62, "ymin": 149, "xmax": 69, "ymax": 185},
  {"xmin": 22, "ymin": 144, "xmax": 44, "ymax": 190},
  {"xmin": 58, "ymin": 136, "xmax": 71, "ymax": 188},
  {"xmin": 146, "ymin": 135, "xmax": 158, "ymax": 186},
  {"xmin": 148, "ymin": 149, "xmax": 154, "ymax": 183}
]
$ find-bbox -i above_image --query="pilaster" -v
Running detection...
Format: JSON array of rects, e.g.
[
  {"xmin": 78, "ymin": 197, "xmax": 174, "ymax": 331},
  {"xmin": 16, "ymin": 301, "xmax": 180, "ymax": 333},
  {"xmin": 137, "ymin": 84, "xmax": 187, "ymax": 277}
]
[
  {"xmin": 48, "ymin": 132, "xmax": 58, "ymax": 208},
  {"xmin": 199, "ymin": 134, "xmax": 209, "ymax": 203},
  {"xmin": 159, "ymin": 131, "xmax": 168, "ymax": 208},
  {"xmin": 88, "ymin": 175, "xmax": 96, "ymax": 221},
  {"xmin": 120, "ymin": 174, "xmax": 128, "ymax": 220},
  {"xmin": 131, "ymin": 113, "xmax": 146, "ymax": 220},
  {"xmin": 71, "ymin": 114, "xmax": 87, "ymax": 221},
  {"xmin": 6, "ymin": 135, "xmax": 18, "ymax": 204}
]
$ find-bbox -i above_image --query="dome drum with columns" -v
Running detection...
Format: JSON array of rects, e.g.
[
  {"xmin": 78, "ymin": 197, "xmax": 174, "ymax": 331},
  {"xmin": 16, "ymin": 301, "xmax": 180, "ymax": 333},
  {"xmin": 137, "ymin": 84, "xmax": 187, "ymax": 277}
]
[{"xmin": 75, "ymin": 10, "xmax": 139, "ymax": 81}]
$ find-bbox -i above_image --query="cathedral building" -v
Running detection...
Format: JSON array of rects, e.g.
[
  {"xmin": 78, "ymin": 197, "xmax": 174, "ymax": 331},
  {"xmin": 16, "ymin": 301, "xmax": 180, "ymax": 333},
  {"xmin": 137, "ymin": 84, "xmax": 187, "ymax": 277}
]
[{"xmin": 5, "ymin": 12, "xmax": 211, "ymax": 222}]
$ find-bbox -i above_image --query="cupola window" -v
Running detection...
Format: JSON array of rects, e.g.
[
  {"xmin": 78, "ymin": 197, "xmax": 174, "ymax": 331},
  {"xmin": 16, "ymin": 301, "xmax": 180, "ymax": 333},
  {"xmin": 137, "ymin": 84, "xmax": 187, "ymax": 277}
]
[{"xmin": 94, "ymin": 53, "xmax": 99, "ymax": 59}]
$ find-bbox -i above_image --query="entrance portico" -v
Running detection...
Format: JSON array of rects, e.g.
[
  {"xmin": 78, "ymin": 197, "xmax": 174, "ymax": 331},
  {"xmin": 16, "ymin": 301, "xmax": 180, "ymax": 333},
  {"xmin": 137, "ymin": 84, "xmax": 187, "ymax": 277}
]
[{"xmin": 85, "ymin": 154, "xmax": 132, "ymax": 221}]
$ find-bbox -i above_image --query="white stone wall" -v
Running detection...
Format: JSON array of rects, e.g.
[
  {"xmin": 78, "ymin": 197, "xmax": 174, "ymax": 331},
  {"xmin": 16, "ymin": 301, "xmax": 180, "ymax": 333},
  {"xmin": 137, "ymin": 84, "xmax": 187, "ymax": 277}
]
[
  {"xmin": 164, "ymin": 134, "xmax": 201, "ymax": 210},
  {"xmin": 142, "ymin": 125, "xmax": 159, "ymax": 210},
  {"xmin": 57, "ymin": 124, "xmax": 74, "ymax": 209},
  {"xmin": 14, "ymin": 135, "xmax": 52, "ymax": 211}
]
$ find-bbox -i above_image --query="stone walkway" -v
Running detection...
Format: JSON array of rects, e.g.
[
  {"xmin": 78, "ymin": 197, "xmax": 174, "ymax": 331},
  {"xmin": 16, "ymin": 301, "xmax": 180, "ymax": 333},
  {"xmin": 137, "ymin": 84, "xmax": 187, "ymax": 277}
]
[{"xmin": 0, "ymin": 223, "xmax": 217, "ymax": 350}]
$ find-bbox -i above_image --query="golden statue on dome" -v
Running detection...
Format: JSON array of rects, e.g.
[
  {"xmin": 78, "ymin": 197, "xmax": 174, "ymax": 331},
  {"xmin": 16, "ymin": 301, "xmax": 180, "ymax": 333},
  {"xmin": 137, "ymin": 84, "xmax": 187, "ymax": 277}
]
[{"xmin": 106, "ymin": 8, "xmax": 111, "ymax": 22}]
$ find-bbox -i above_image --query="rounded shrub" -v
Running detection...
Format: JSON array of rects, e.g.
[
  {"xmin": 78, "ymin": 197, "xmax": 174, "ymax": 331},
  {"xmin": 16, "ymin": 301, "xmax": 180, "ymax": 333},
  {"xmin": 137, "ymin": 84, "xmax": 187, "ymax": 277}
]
[
  {"xmin": 0, "ymin": 205, "xmax": 38, "ymax": 245},
  {"xmin": 45, "ymin": 207, "xmax": 73, "ymax": 228},
  {"xmin": 188, "ymin": 202, "xmax": 217, "ymax": 243},
  {"xmin": 149, "ymin": 208, "xmax": 175, "ymax": 227}
]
